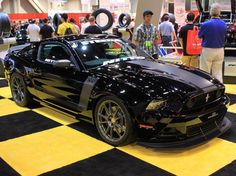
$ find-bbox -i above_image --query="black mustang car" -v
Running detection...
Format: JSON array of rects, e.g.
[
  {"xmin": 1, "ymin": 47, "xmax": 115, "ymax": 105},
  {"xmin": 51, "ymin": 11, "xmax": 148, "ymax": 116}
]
[{"xmin": 4, "ymin": 34, "xmax": 231, "ymax": 147}]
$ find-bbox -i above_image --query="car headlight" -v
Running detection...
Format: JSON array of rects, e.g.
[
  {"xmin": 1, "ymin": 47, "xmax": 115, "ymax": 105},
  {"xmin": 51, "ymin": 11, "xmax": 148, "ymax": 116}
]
[{"xmin": 146, "ymin": 100, "xmax": 167, "ymax": 110}]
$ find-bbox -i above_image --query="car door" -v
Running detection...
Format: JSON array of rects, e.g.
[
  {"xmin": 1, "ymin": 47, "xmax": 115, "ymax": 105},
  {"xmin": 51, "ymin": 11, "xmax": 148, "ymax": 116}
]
[{"xmin": 33, "ymin": 41, "xmax": 85, "ymax": 112}]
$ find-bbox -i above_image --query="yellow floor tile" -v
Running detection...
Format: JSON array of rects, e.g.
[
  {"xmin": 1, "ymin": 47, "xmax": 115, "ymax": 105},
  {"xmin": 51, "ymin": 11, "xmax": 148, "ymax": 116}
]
[
  {"xmin": 228, "ymin": 104, "xmax": 236, "ymax": 114},
  {"xmin": 0, "ymin": 126, "xmax": 113, "ymax": 176},
  {"xmin": 0, "ymin": 99, "xmax": 29, "ymax": 117},
  {"xmin": 0, "ymin": 87, "xmax": 12, "ymax": 99},
  {"xmin": 118, "ymin": 138, "xmax": 236, "ymax": 176},
  {"xmin": 225, "ymin": 84, "xmax": 236, "ymax": 95},
  {"xmin": 33, "ymin": 107, "xmax": 79, "ymax": 125}
]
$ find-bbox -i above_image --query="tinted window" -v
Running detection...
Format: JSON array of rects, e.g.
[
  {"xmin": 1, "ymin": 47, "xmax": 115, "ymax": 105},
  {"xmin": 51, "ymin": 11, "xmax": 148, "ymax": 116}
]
[
  {"xmin": 19, "ymin": 46, "xmax": 35, "ymax": 59},
  {"xmin": 73, "ymin": 39, "xmax": 135, "ymax": 69},
  {"xmin": 39, "ymin": 43, "xmax": 71, "ymax": 63}
]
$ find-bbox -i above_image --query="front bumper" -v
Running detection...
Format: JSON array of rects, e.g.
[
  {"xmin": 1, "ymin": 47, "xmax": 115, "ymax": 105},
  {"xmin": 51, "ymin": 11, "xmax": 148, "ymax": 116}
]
[
  {"xmin": 137, "ymin": 95, "xmax": 231, "ymax": 148},
  {"xmin": 137, "ymin": 117, "xmax": 231, "ymax": 148}
]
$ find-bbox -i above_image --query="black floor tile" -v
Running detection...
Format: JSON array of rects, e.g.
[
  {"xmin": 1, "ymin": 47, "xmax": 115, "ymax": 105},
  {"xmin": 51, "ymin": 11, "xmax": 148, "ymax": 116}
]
[
  {"xmin": 210, "ymin": 160, "xmax": 236, "ymax": 176},
  {"xmin": 0, "ymin": 157, "xmax": 20, "ymax": 176},
  {"xmin": 227, "ymin": 93, "xmax": 236, "ymax": 105},
  {"xmin": 0, "ymin": 79, "xmax": 8, "ymax": 88},
  {"xmin": 219, "ymin": 112, "xmax": 236, "ymax": 143},
  {"xmin": 40, "ymin": 148, "xmax": 175, "ymax": 176},
  {"xmin": 68, "ymin": 121, "xmax": 101, "ymax": 140},
  {"xmin": 0, "ymin": 111, "xmax": 62, "ymax": 141}
]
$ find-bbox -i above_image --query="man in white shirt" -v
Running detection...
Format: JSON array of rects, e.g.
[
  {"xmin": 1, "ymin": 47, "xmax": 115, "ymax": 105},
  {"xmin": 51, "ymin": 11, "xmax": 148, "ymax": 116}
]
[
  {"xmin": 81, "ymin": 14, "xmax": 90, "ymax": 34},
  {"xmin": 27, "ymin": 19, "xmax": 40, "ymax": 42}
]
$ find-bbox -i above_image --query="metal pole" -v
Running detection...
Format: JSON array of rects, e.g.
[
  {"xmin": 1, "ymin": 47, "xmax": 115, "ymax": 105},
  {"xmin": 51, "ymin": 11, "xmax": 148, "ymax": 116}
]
[{"xmin": 98, "ymin": 0, "xmax": 100, "ymax": 8}]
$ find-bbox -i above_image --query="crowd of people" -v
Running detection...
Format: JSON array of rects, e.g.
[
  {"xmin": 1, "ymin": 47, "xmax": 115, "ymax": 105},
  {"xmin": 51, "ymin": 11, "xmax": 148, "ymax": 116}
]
[
  {"xmin": 9, "ymin": 3, "xmax": 227, "ymax": 82},
  {"xmin": 9, "ymin": 13, "xmax": 102, "ymax": 42},
  {"xmin": 134, "ymin": 3, "xmax": 227, "ymax": 82}
]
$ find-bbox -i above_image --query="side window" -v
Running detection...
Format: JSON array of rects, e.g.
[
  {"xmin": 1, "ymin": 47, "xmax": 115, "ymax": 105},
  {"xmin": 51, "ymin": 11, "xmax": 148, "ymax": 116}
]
[
  {"xmin": 19, "ymin": 46, "xmax": 35, "ymax": 59},
  {"xmin": 39, "ymin": 43, "xmax": 71, "ymax": 64}
]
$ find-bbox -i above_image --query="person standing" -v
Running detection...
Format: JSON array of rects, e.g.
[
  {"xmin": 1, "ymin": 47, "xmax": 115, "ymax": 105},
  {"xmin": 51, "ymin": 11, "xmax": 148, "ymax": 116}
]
[
  {"xmin": 69, "ymin": 18, "xmax": 80, "ymax": 34},
  {"xmin": 179, "ymin": 12, "xmax": 198, "ymax": 68},
  {"xmin": 84, "ymin": 16, "xmax": 102, "ymax": 34},
  {"xmin": 134, "ymin": 10, "xmax": 158, "ymax": 59},
  {"xmin": 26, "ymin": 19, "xmax": 40, "ymax": 42},
  {"xmin": 39, "ymin": 18, "xmax": 54, "ymax": 40},
  {"xmin": 57, "ymin": 13, "xmax": 78, "ymax": 36},
  {"xmin": 158, "ymin": 14, "xmax": 176, "ymax": 46},
  {"xmin": 81, "ymin": 14, "xmax": 90, "ymax": 34},
  {"xmin": 198, "ymin": 3, "xmax": 227, "ymax": 83}
]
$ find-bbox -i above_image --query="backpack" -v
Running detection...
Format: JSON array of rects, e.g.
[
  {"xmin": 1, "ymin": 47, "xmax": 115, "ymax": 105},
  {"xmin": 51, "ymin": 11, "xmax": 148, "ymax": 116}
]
[
  {"xmin": 186, "ymin": 26, "xmax": 202, "ymax": 55},
  {"xmin": 64, "ymin": 25, "xmax": 73, "ymax": 35}
]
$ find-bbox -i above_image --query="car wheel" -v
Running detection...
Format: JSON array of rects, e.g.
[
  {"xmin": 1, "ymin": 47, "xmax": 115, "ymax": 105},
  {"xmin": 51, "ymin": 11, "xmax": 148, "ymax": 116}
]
[
  {"xmin": 95, "ymin": 96, "xmax": 136, "ymax": 146},
  {"xmin": 10, "ymin": 72, "xmax": 32, "ymax": 107}
]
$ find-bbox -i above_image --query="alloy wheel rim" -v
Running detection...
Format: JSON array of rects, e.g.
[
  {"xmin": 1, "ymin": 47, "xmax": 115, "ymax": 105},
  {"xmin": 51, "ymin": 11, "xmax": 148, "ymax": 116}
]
[
  {"xmin": 97, "ymin": 100, "xmax": 126, "ymax": 142},
  {"xmin": 11, "ymin": 77, "xmax": 25, "ymax": 104}
]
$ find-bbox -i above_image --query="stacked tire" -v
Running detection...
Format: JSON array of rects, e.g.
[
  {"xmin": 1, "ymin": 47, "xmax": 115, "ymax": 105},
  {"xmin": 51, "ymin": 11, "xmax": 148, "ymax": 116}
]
[
  {"xmin": 0, "ymin": 12, "xmax": 11, "ymax": 38},
  {"xmin": 91, "ymin": 8, "xmax": 114, "ymax": 31}
]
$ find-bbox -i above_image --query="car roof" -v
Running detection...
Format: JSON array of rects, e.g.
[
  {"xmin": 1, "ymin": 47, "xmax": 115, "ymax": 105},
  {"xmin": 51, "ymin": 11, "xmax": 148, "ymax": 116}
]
[{"xmin": 41, "ymin": 34, "xmax": 120, "ymax": 43}]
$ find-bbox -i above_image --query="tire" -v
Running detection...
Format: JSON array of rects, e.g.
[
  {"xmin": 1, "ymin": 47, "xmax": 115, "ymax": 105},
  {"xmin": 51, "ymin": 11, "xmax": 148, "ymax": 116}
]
[
  {"xmin": 94, "ymin": 96, "xmax": 136, "ymax": 146},
  {"xmin": 0, "ymin": 12, "xmax": 11, "ymax": 37},
  {"xmin": 91, "ymin": 8, "xmax": 113, "ymax": 31},
  {"xmin": 118, "ymin": 13, "xmax": 131, "ymax": 27},
  {"xmin": 10, "ymin": 72, "xmax": 32, "ymax": 107}
]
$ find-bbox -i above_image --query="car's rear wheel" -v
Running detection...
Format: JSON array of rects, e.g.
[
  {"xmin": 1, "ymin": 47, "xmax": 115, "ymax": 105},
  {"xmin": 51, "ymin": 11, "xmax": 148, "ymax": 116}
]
[
  {"xmin": 95, "ymin": 96, "xmax": 136, "ymax": 146},
  {"xmin": 10, "ymin": 72, "xmax": 32, "ymax": 107}
]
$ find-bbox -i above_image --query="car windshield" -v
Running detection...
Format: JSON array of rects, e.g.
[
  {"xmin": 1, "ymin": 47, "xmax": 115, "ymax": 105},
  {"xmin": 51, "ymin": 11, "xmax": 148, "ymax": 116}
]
[{"xmin": 71, "ymin": 39, "xmax": 151, "ymax": 69}]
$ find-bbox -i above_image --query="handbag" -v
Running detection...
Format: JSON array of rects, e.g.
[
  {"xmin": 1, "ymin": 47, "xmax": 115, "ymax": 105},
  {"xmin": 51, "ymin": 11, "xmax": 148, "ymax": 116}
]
[{"xmin": 186, "ymin": 26, "xmax": 202, "ymax": 55}]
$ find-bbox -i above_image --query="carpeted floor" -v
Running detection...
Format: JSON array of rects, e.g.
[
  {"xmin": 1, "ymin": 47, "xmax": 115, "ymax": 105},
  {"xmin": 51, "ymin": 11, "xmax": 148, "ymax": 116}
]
[{"xmin": 0, "ymin": 77, "xmax": 236, "ymax": 176}]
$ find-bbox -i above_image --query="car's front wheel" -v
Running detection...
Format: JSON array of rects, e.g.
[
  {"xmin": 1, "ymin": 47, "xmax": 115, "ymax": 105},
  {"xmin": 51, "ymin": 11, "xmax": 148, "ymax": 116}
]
[
  {"xmin": 95, "ymin": 96, "xmax": 136, "ymax": 146},
  {"xmin": 10, "ymin": 72, "xmax": 32, "ymax": 107}
]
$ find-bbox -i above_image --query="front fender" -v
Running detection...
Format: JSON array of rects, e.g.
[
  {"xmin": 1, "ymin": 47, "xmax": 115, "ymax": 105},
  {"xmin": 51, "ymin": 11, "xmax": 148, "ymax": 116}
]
[{"xmin": 90, "ymin": 78, "xmax": 150, "ymax": 118}]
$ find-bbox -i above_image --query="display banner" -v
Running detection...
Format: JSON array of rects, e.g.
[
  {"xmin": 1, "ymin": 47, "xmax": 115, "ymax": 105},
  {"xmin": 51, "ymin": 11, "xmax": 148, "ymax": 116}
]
[{"xmin": 174, "ymin": 0, "xmax": 186, "ymax": 25}]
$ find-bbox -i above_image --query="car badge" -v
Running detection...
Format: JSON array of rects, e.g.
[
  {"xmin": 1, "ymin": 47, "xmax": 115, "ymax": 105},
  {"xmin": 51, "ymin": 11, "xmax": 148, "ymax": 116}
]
[{"xmin": 205, "ymin": 94, "xmax": 210, "ymax": 102}]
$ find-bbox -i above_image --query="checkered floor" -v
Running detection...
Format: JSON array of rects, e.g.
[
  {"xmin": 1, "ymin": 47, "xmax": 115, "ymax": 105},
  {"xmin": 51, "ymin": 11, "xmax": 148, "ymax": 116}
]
[{"xmin": 0, "ymin": 77, "xmax": 236, "ymax": 176}]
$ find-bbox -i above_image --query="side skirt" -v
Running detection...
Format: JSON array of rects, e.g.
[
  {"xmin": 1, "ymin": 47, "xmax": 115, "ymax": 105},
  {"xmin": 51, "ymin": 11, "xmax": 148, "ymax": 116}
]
[{"xmin": 33, "ymin": 98, "xmax": 94, "ymax": 124}]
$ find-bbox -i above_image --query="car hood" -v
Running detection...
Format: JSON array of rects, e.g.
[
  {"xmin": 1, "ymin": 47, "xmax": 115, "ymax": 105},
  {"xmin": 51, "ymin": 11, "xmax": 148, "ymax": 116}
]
[{"xmin": 91, "ymin": 59, "xmax": 222, "ymax": 99}]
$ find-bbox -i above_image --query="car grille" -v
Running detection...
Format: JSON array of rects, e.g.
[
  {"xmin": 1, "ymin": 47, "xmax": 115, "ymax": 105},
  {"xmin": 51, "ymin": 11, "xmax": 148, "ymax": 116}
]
[
  {"xmin": 187, "ymin": 114, "xmax": 224, "ymax": 137},
  {"xmin": 185, "ymin": 89, "xmax": 224, "ymax": 110}
]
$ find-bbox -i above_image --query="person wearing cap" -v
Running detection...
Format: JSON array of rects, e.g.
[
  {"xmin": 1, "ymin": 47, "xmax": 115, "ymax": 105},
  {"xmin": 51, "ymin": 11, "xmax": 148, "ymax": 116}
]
[
  {"xmin": 134, "ymin": 10, "xmax": 158, "ymax": 59},
  {"xmin": 198, "ymin": 3, "xmax": 227, "ymax": 83}
]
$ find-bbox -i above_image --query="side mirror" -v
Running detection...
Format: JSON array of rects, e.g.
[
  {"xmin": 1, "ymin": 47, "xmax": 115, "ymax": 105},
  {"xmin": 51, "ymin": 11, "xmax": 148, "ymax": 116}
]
[{"xmin": 53, "ymin": 59, "xmax": 72, "ymax": 68}]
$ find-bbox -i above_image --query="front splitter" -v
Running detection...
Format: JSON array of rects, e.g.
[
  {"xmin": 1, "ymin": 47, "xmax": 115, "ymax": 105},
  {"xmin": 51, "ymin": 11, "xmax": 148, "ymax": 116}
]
[{"xmin": 137, "ymin": 117, "xmax": 232, "ymax": 148}]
